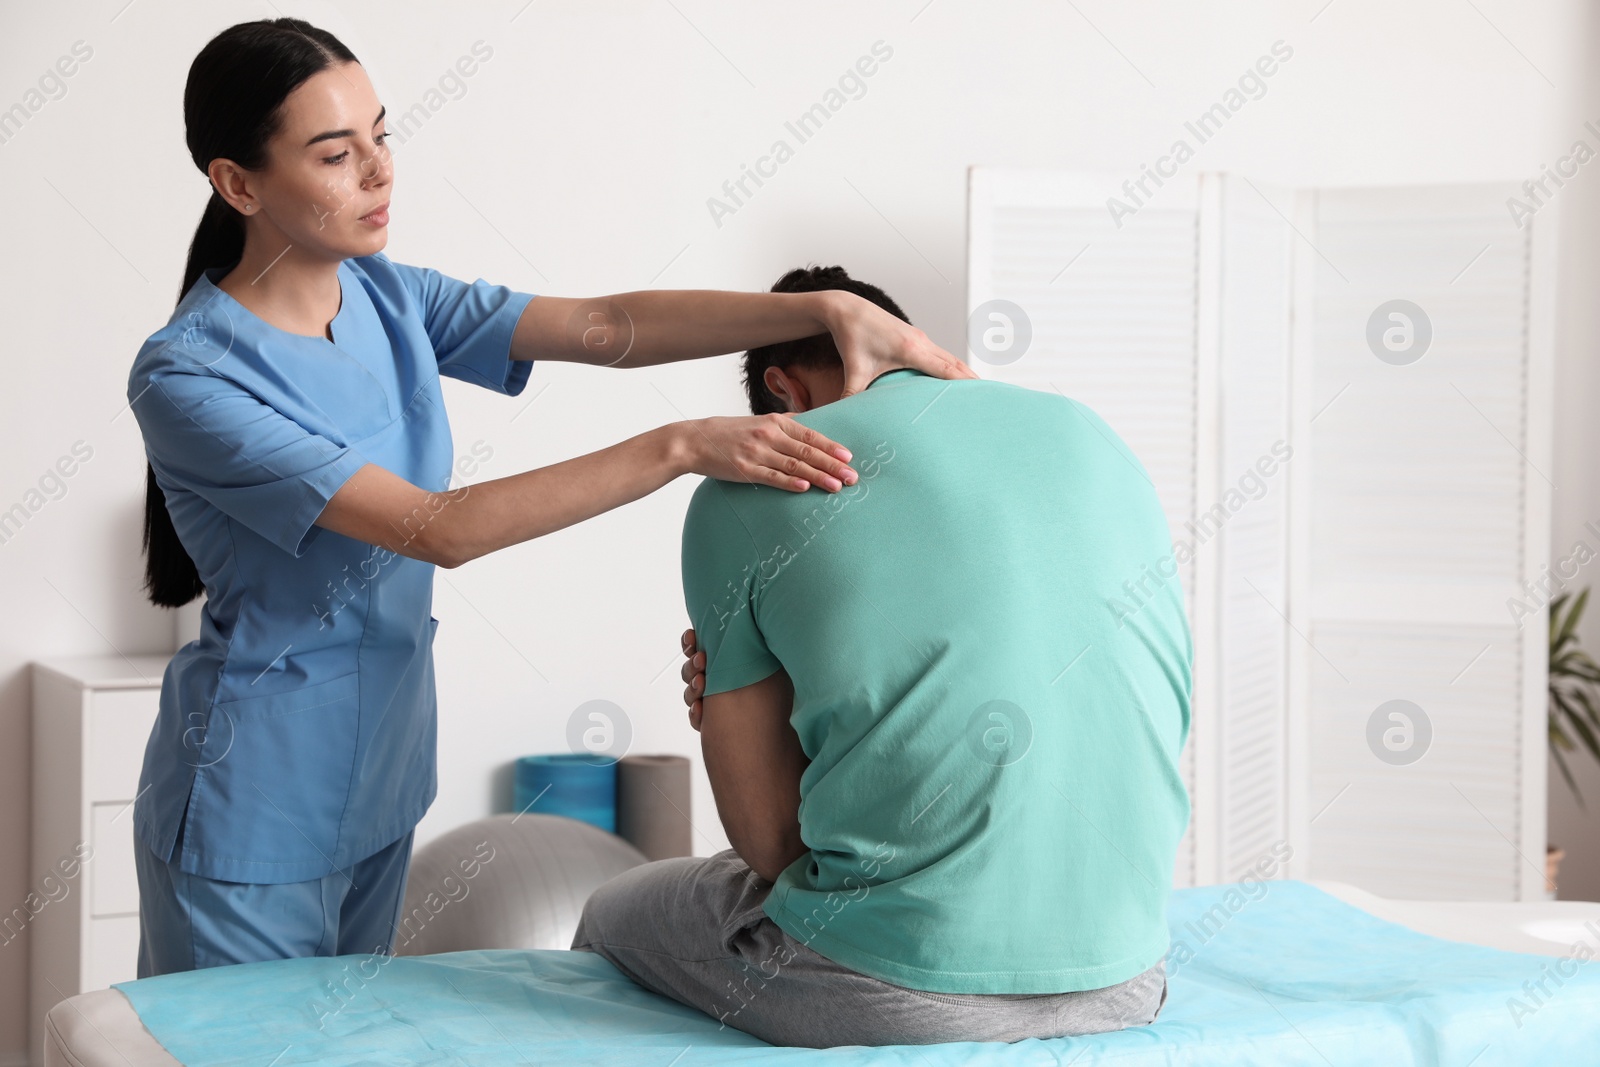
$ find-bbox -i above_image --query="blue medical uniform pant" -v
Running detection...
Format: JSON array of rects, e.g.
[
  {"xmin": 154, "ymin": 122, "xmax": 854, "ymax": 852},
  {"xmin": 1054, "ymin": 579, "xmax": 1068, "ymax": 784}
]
[{"xmin": 134, "ymin": 816, "xmax": 416, "ymax": 978}]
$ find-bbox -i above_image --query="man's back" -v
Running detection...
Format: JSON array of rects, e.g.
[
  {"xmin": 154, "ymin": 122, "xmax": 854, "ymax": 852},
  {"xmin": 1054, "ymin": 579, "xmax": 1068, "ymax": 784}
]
[{"xmin": 681, "ymin": 367, "xmax": 1192, "ymax": 994}]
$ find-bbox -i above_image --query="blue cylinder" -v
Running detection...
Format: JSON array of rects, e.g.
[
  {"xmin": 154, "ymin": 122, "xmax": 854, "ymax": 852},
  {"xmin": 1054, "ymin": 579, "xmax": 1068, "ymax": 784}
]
[{"xmin": 514, "ymin": 754, "xmax": 617, "ymax": 833}]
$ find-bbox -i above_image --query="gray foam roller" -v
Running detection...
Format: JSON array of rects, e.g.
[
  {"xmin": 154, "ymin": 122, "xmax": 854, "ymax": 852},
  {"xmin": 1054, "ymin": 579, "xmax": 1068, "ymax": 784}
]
[{"xmin": 616, "ymin": 755, "xmax": 694, "ymax": 861}]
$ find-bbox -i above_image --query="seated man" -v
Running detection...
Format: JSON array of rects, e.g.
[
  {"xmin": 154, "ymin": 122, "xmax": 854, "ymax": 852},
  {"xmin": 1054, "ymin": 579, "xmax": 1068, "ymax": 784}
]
[{"xmin": 572, "ymin": 265, "xmax": 1192, "ymax": 1048}]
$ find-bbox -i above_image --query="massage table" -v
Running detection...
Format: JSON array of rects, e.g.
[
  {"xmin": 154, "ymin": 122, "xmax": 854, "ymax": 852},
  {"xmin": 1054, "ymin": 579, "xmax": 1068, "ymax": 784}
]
[{"xmin": 43, "ymin": 815, "xmax": 1600, "ymax": 1066}]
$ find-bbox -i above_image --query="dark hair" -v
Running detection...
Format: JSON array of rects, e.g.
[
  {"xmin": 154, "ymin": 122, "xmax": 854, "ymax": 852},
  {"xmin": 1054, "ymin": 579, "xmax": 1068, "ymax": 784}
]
[
  {"xmin": 741, "ymin": 265, "xmax": 910, "ymax": 415},
  {"xmin": 142, "ymin": 19, "xmax": 360, "ymax": 607}
]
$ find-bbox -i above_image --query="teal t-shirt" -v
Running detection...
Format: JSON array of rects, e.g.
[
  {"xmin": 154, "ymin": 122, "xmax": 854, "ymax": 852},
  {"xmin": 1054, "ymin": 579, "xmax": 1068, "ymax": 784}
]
[{"xmin": 680, "ymin": 368, "xmax": 1192, "ymax": 994}]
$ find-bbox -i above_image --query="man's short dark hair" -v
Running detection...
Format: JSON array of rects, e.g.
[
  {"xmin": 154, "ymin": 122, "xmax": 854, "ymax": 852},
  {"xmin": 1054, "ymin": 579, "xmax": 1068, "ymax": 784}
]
[{"xmin": 742, "ymin": 265, "xmax": 910, "ymax": 414}]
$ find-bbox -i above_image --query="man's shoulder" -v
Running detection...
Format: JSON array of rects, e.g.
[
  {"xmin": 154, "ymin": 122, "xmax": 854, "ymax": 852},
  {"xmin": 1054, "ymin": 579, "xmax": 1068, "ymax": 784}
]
[
  {"xmin": 683, "ymin": 475, "xmax": 766, "ymax": 531},
  {"xmin": 685, "ymin": 469, "xmax": 810, "ymax": 522},
  {"xmin": 684, "ymin": 476, "xmax": 725, "ymax": 520},
  {"xmin": 796, "ymin": 373, "xmax": 1080, "ymax": 436}
]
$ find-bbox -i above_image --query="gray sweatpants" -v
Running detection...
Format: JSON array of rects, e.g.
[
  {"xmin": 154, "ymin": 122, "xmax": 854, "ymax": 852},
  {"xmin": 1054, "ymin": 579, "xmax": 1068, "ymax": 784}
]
[{"xmin": 570, "ymin": 849, "xmax": 1168, "ymax": 1048}]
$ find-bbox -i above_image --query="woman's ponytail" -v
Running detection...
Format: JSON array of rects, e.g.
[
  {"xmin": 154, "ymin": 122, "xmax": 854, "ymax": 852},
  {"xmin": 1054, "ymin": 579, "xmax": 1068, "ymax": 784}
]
[{"xmin": 141, "ymin": 18, "xmax": 358, "ymax": 607}]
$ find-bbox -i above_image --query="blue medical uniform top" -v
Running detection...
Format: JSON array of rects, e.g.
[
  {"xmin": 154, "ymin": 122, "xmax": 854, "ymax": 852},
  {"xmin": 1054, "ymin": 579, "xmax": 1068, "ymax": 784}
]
[{"xmin": 126, "ymin": 251, "xmax": 536, "ymax": 884}]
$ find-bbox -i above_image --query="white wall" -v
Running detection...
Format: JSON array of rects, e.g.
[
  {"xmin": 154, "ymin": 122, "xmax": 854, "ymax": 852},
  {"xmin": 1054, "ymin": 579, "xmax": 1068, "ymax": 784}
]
[{"xmin": 2, "ymin": 0, "xmax": 1597, "ymax": 1059}]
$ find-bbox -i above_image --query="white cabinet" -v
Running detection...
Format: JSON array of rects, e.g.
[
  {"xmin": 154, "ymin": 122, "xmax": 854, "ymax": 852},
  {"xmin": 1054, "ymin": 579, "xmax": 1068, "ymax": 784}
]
[{"xmin": 29, "ymin": 655, "xmax": 169, "ymax": 1067}]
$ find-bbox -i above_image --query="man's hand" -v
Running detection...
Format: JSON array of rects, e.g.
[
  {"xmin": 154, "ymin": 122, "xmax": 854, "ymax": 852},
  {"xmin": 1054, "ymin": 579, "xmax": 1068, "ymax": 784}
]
[{"xmin": 681, "ymin": 628, "xmax": 706, "ymax": 730}]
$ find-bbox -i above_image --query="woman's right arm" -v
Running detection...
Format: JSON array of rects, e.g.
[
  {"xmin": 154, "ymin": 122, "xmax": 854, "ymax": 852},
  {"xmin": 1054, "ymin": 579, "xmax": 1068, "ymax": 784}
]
[{"xmin": 314, "ymin": 414, "xmax": 856, "ymax": 568}]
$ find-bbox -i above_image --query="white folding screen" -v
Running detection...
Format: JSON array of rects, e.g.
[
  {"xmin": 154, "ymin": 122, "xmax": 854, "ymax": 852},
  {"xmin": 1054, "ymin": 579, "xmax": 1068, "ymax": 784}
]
[
  {"xmin": 1207, "ymin": 177, "xmax": 1295, "ymax": 885},
  {"xmin": 967, "ymin": 167, "xmax": 1552, "ymax": 900},
  {"xmin": 1293, "ymin": 185, "xmax": 1554, "ymax": 901}
]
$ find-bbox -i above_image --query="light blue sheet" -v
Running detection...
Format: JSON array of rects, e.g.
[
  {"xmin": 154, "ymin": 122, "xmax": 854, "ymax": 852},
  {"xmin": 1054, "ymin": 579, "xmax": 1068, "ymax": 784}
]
[{"xmin": 114, "ymin": 880, "xmax": 1600, "ymax": 1065}]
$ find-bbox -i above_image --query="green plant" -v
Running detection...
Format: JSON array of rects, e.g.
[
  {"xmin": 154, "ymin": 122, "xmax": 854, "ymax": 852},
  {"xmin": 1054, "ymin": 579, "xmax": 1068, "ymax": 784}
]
[{"xmin": 1549, "ymin": 589, "xmax": 1600, "ymax": 807}]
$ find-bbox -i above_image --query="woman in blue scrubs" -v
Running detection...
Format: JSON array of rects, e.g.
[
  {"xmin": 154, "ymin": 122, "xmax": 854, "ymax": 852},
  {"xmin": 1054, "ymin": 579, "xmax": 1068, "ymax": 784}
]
[{"xmin": 129, "ymin": 18, "xmax": 971, "ymax": 978}]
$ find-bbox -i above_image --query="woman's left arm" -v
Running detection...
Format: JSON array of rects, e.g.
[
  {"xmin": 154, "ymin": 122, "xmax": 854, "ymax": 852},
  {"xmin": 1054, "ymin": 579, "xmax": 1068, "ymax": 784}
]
[{"xmin": 510, "ymin": 289, "xmax": 976, "ymax": 397}]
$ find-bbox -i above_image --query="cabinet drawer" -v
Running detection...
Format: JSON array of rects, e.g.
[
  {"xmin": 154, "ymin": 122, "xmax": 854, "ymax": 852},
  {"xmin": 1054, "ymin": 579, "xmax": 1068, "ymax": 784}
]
[
  {"xmin": 87, "ymin": 688, "xmax": 159, "ymax": 800},
  {"xmin": 90, "ymin": 802, "xmax": 140, "ymax": 917},
  {"xmin": 84, "ymin": 914, "xmax": 141, "ymax": 991}
]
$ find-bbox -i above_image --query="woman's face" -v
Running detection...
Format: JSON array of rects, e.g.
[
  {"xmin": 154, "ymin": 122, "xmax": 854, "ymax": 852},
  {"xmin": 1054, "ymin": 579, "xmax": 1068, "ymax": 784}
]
[{"xmin": 221, "ymin": 61, "xmax": 394, "ymax": 262}]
